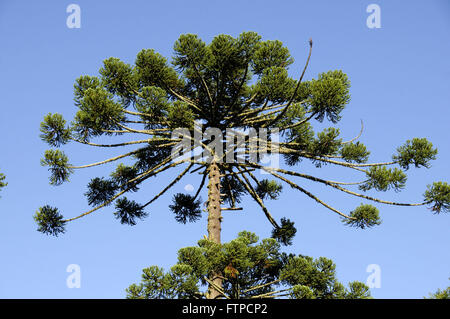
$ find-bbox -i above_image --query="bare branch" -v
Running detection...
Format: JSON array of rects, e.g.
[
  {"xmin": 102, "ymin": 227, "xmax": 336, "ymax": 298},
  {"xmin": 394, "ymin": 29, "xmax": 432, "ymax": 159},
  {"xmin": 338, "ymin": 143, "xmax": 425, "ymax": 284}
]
[
  {"xmin": 267, "ymin": 170, "xmax": 354, "ymax": 219},
  {"xmin": 277, "ymin": 111, "xmax": 317, "ymax": 132},
  {"xmin": 263, "ymin": 38, "xmax": 313, "ymax": 128},
  {"xmin": 62, "ymin": 154, "xmax": 183, "ymax": 223},
  {"xmin": 69, "ymin": 149, "xmax": 141, "ymax": 169},
  {"xmin": 250, "ymin": 163, "xmax": 426, "ymax": 208},
  {"xmin": 142, "ymin": 163, "xmax": 194, "ymax": 208},
  {"xmin": 342, "ymin": 119, "xmax": 364, "ymax": 144},
  {"xmin": 192, "ymin": 64, "xmax": 214, "ymax": 107},
  {"xmin": 232, "ymin": 167, "xmax": 279, "ymax": 228},
  {"xmin": 193, "ymin": 169, "xmax": 208, "ymax": 201},
  {"xmin": 242, "ymin": 279, "xmax": 281, "ymax": 294},
  {"xmin": 167, "ymin": 87, "xmax": 203, "ymax": 114},
  {"xmin": 203, "ymin": 277, "xmax": 230, "ymax": 299},
  {"xmin": 70, "ymin": 137, "xmax": 177, "ymax": 148}
]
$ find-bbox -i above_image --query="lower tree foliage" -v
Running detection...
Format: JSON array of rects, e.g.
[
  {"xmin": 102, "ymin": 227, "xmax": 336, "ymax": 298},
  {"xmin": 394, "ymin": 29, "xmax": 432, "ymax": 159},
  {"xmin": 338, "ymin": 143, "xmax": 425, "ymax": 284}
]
[
  {"xmin": 426, "ymin": 284, "xmax": 450, "ymax": 299},
  {"xmin": 126, "ymin": 231, "xmax": 371, "ymax": 299}
]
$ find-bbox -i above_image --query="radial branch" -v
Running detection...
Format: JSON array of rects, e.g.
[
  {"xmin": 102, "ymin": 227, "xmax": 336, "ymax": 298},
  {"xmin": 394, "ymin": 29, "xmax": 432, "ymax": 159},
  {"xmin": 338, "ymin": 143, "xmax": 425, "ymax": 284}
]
[
  {"xmin": 299, "ymin": 152, "xmax": 396, "ymax": 169},
  {"xmin": 167, "ymin": 87, "xmax": 204, "ymax": 114},
  {"xmin": 242, "ymin": 279, "xmax": 281, "ymax": 294},
  {"xmin": 251, "ymin": 163, "xmax": 426, "ymax": 207},
  {"xmin": 142, "ymin": 163, "xmax": 194, "ymax": 208},
  {"xmin": 235, "ymin": 98, "xmax": 272, "ymax": 125},
  {"xmin": 193, "ymin": 169, "xmax": 208, "ymax": 201},
  {"xmin": 192, "ymin": 64, "xmax": 214, "ymax": 107},
  {"xmin": 242, "ymin": 107, "xmax": 287, "ymax": 125},
  {"xmin": 229, "ymin": 63, "xmax": 249, "ymax": 108},
  {"xmin": 190, "ymin": 164, "xmax": 207, "ymax": 174},
  {"xmin": 203, "ymin": 277, "xmax": 230, "ymax": 299},
  {"xmin": 263, "ymin": 38, "xmax": 313, "ymax": 128},
  {"xmin": 250, "ymin": 288, "xmax": 293, "ymax": 299},
  {"xmin": 243, "ymin": 92, "xmax": 258, "ymax": 105},
  {"xmin": 268, "ymin": 170, "xmax": 353, "ymax": 219},
  {"xmin": 122, "ymin": 109, "xmax": 153, "ymax": 118},
  {"xmin": 221, "ymin": 207, "xmax": 243, "ymax": 211},
  {"xmin": 115, "ymin": 121, "xmax": 171, "ymax": 136},
  {"xmin": 277, "ymin": 149, "xmax": 369, "ymax": 173},
  {"xmin": 62, "ymin": 154, "xmax": 186, "ymax": 223},
  {"xmin": 246, "ymin": 170, "xmax": 262, "ymax": 188},
  {"xmin": 226, "ymin": 103, "xmax": 286, "ymax": 122},
  {"xmin": 70, "ymin": 137, "xmax": 177, "ymax": 148},
  {"xmin": 220, "ymin": 169, "xmax": 256, "ymax": 178},
  {"xmin": 232, "ymin": 167, "xmax": 279, "ymax": 228},
  {"xmin": 277, "ymin": 111, "xmax": 317, "ymax": 132},
  {"xmin": 342, "ymin": 119, "xmax": 364, "ymax": 144},
  {"xmin": 69, "ymin": 149, "xmax": 141, "ymax": 169}
]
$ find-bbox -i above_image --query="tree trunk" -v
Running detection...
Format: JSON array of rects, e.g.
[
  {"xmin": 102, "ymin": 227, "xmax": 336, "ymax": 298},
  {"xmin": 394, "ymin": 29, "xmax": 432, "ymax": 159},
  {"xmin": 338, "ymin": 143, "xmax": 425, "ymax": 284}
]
[{"xmin": 206, "ymin": 161, "xmax": 223, "ymax": 299}]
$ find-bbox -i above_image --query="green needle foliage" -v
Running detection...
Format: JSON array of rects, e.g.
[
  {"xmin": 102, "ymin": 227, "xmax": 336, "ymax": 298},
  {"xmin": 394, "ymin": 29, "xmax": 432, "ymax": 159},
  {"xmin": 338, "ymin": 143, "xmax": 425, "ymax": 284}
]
[
  {"xmin": 393, "ymin": 138, "xmax": 438, "ymax": 170},
  {"xmin": 0, "ymin": 171, "xmax": 6, "ymax": 195},
  {"xmin": 344, "ymin": 204, "xmax": 382, "ymax": 229},
  {"xmin": 426, "ymin": 282, "xmax": 450, "ymax": 299},
  {"xmin": 40, "ymin": 150, "xmax": 73, "ymax": 186},
  {"xmin": 126, "ymin": 231, "xmax": 371, "ymax": 299},
  {"xmin": 40, "ymin": 113, "xmax": 71, "ymax": 147},
  {"xmin": 169, "ymin": 193, "xmax": 202, "ymax": 224},
  {"xmin": 114, "ymin": 197, "xmax": 147, "ymax": 225},
  {"xmin": 340, "ymin": 141, "xmax": 370, "ymax": 164},
  {"xmin": 36, "ymin": 32, "xmax": 449, "ymax": 297},
  {"xmin": 271, "ymin": 218, "xmax": 297, "ymax": 246},
  {"xmin": 360, "ymin": 166, "xmax": 407, "ymax": 192},
  {"xmin": 424, "ymin": 182, "xmax": 450, "ymax": 214},
  {"xmin": 256, "ymin": 179, "xmax": 283, "ymax": 200},
  {"xmin": 34, "ymin": 206, "xmax": 66, "ymax": 236}
]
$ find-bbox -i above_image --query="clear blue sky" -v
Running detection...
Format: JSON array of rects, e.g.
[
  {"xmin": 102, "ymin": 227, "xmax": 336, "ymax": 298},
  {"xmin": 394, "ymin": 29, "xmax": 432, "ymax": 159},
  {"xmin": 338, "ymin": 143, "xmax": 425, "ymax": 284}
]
[{"xmin": 0, "ymin": 0, "xmax": 449, "ymax": 299}]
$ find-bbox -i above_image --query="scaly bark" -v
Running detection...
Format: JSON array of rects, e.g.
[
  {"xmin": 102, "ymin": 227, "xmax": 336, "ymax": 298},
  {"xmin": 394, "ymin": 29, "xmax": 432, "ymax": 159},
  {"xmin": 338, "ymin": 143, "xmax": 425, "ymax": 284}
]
[{"xmin": 206, "ymin": 161, "xmax": 223, "ymax": 299}]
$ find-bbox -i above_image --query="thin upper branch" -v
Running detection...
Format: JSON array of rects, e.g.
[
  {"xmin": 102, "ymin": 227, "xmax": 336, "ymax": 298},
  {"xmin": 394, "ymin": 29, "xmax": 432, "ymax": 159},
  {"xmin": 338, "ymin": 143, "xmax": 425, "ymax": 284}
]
[
  {"xmin": 232, "ymin": 167, "xmax": 279, "ymax": 228},
  {"xmin": 263, "ymin": 38, "xmax": 313, "ymax": 128},
  {"xmin": 342, "ymin": 119, "xmax": 364, "ymax": 144},
  {"xmin": 267, "ymin": 170, "xmax": 353, "ymax": 219},
  {"xmin": 142, "ymin": 163, "xmax": 194, "ymax": 208}
]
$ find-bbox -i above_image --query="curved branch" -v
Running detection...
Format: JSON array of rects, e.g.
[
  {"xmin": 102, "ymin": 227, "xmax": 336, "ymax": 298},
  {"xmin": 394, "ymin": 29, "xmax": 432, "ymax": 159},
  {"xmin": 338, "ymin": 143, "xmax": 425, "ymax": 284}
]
[
  {"xmin": 70, "ymin": 137, "xmax": 176, "ymax": 148},
  {"xmin": 193, "ymin": 169, "xmax": 208, "ymax": 201},
  {"xmin": 342, "ymin": 119, "xmax": 364, "ymax": 144},
  {"xmin": 62, "ymin": 155, "xmax": 183, "ymax": 223},
  {"xmin": 232, "ymin": 167, "xmax": 279, "ymax": 228},
  {"xmin": 192, "ymin": 64, "xmax": 214, "ymax": 107},
  {"xmin": 277, "ymin": 110, "xmax": 317, "ymax": 132},
  {"xmin": 263, "ymin": 38, "xmax": 313, "ymax": 128},
  {"xmin": 69, "ymin": 149, "xmax": 141, "ymax": 169},
  {"xmin": 248, "ymin": 163, "xmax": 426, "ymax": 207},
  {"xmin": 167, "ymin": 87, "xmax": 203, "ymax": 114},
  {"xmin": 299, "ymin": 153, "xmax": 396, "ymax": 169},
  {"xmin": 267, "ymin": 170, "xmax": 353, "ymax": 219},
  {"xmin": 142, "ymin": 163, "xmax": 194, "ymax": 208}
]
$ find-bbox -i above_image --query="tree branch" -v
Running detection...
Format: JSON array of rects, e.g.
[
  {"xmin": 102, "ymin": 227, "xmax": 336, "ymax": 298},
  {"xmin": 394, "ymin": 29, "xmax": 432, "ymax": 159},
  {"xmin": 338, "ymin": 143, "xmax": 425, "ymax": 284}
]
[{"xmin": 142, "ymin": 163, "xmax": 194, "ymax": 208}]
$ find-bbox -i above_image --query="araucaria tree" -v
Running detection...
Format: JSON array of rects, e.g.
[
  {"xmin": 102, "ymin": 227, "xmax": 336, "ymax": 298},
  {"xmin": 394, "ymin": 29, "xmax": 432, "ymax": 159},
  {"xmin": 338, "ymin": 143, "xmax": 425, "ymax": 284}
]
[{"xmin": 36, "ymin": 32, "xmax": 450, "ymax": 299}]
